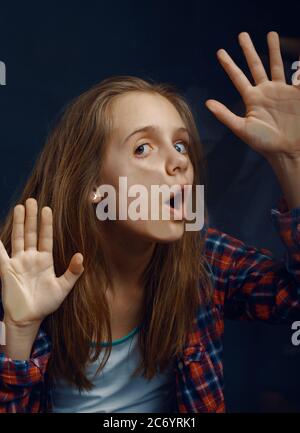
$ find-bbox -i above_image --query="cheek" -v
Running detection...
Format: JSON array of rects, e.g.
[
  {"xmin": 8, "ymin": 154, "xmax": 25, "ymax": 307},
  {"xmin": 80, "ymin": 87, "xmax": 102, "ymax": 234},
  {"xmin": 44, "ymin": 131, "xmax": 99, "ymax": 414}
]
[{"xmin": 100, "ymin": 149, "xmax": 131, "ymax": 182}]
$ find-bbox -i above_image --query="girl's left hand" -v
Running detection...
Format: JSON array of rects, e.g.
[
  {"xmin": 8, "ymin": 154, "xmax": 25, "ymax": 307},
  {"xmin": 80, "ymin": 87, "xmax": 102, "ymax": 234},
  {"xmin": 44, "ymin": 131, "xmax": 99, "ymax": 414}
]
[{"xmin": 205, "ymin": 31, "xmax": 300, "ymax": 160}]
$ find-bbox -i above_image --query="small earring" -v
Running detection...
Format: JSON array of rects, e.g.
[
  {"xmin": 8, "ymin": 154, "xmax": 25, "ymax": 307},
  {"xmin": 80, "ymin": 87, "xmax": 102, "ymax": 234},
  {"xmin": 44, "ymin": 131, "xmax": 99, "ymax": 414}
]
[{"xmin": 92, "ymin": 192, "xmax": 102, "ymax": 202}]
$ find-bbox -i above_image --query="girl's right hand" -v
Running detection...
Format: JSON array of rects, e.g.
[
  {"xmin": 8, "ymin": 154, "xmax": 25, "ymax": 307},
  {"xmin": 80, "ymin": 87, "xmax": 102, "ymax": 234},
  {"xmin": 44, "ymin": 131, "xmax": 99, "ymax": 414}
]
[{"xmin": 0, "ymin": 198, "xmax": 84, "ymax": 327}]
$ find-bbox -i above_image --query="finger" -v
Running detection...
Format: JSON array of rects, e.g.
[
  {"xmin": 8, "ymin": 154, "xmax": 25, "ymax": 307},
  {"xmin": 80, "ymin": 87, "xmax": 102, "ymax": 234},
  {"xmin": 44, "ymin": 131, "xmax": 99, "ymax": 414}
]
[
  {"xmin": 238, "ymin": 32, "xmax": 269, "ymax": 85},
  {"xmin": 217, "ymin": 49, "xmax": 253, "ymax": 98},
  {"xmin": 267, "ymin": 31, "xmax": 286, "ymax": 82},
  {"xmin": 0, "ymin": 239, "xmax": 10, "ymax": 270},
  {"xmin": 205, "ymin": 99, "xmax": 245, "ymax": 136},
  {"xmin": 11, "ymin": 204, "xmax": 25, "ymax": 256},
  {"xmin": 24, "ymin": 198, "xmax": 38, "ymax": 251},
  {"xmin": 57, "ymin": 253, "xmax": 84, "ymax": 296},
  {"xmin": 38, "ymin": 207, "xmax": 53, "ymax": 253}
]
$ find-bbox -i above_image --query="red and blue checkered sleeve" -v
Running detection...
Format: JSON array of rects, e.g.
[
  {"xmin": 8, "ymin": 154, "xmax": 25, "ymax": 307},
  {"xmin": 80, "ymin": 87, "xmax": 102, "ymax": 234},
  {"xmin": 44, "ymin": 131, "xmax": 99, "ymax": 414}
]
[
  {"xmin": 204, "ymin": 198, "xmax": 300, "ymax": 322},
  {"xmin": 0, "ymin": 301, "xmax": 51, "ymax": 412}
]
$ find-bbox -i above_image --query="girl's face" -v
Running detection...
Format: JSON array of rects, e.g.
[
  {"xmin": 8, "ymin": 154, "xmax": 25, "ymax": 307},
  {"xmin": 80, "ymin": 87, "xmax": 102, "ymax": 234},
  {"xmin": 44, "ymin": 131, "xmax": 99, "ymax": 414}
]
[{"xmin": 93, "ymin": 91, "xmax": 194, "ymax": 243}]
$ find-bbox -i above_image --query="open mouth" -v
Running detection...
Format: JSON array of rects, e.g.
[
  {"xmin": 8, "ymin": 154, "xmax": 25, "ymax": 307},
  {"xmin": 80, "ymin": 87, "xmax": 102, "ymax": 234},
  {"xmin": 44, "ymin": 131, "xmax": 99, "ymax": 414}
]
[
  {"xmin": 163, "ymin": 187, "xmax": 185, "ymax": 219},
  {"xmin": 167, "ymin": 191, "xmax": 183, "ymax": 209}
]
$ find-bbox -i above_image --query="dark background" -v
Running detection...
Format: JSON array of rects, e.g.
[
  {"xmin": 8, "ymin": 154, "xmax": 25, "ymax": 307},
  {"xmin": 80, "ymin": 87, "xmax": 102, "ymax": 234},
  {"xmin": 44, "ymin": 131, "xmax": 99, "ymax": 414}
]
[{"xmin": 1, "ymin": 0, "xmax": 300, "ymax": 411}]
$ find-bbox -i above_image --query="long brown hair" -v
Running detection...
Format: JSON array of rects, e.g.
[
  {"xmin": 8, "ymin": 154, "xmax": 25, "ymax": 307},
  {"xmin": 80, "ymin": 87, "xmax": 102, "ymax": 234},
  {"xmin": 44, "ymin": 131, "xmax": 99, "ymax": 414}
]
[{"xmin": 0, "ymin": 75, "xmax": 213, "ymax": 391}]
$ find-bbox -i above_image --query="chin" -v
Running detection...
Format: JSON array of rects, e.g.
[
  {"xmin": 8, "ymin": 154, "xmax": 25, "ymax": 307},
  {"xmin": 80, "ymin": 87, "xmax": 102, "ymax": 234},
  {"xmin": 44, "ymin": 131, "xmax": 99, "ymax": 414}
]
[{"xmin": 136, "ymin": 219, "xmax": 186, "ymax": 243}]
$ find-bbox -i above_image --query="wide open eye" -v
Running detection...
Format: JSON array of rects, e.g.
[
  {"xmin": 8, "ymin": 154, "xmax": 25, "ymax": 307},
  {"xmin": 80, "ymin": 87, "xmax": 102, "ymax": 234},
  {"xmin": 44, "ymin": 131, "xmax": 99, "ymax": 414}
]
[
  {"xmin": 174, "ymin": 142, "xmax": 188, "ymax": 154},
  {"xmin": 134, "ymin": 143, "xmax": 151, "ymax": 156}
]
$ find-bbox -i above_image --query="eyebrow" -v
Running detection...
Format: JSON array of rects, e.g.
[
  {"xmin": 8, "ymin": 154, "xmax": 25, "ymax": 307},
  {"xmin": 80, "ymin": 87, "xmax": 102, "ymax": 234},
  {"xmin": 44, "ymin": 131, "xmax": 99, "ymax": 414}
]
[{"xmin": 123, "ymin": 125, "xmax": 190, "ymax": 145}]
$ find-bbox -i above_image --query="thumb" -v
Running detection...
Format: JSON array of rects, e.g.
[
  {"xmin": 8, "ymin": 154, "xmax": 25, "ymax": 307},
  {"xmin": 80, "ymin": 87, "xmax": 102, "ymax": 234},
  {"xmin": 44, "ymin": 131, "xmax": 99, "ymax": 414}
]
[
  {"xmin": 68, "ymin": 253, "xmax": 84, "ymax": 275},
  {"xmin": 205, "ymin": 99, "xmax": 245, "ymax": 137},
  {"xmin": 57, "ymin": 253, "xmax": 85, "ymax": 295}
]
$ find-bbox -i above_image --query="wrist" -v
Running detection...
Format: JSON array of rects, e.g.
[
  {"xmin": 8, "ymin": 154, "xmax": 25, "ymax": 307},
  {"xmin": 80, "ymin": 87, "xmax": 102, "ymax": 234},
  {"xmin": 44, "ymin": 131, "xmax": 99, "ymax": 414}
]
[
  {"xmin": 266, "ymin": 153, "xmax": 300, "ymax": 210},
  {"xmin": 3, "ymin": 312, "xmax": 42, "ymax": 330},
  {"xmin": 2, "ymin": 318, "xmax": 41, "ymax": 360},
  {"xmin": 3, "ymin": 315, "xmax": 42, "ymax": 341},
  {"xmin": 265, "ymin": 146, "xmax": 299, "ymax": 165}
]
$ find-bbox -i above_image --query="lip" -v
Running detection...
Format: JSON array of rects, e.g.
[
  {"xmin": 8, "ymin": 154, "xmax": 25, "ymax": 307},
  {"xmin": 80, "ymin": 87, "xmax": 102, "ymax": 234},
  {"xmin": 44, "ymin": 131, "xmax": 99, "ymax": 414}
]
[
  {"xmin": 163, "ymin": 203, "xmax": 185, "ymax": 220},
  {"xmin": 163, "ymin": 184, "xmax": 189, "ymax": 221}
]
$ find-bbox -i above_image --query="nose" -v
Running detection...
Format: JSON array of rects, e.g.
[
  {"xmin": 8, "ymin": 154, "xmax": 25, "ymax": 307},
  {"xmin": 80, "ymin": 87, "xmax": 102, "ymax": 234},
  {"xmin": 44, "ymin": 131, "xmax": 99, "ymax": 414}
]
[{"xmin": 165, "ymin": 144, "xmax": 189, "ymax": 176}]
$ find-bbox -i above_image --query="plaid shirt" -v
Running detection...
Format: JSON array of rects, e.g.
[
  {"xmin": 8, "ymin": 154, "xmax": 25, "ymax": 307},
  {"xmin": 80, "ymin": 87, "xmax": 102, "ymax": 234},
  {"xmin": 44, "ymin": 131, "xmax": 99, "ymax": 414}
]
[{"xmin": 1, "ymin": 198, "xmax": 300, "ymax": 413}]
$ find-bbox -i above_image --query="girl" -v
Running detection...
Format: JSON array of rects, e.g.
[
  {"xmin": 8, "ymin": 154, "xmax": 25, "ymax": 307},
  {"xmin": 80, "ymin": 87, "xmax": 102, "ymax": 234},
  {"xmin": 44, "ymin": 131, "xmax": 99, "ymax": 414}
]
[{"xmin": 0, "ymin": 31, "xmax": 300, "ymax": 413}]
